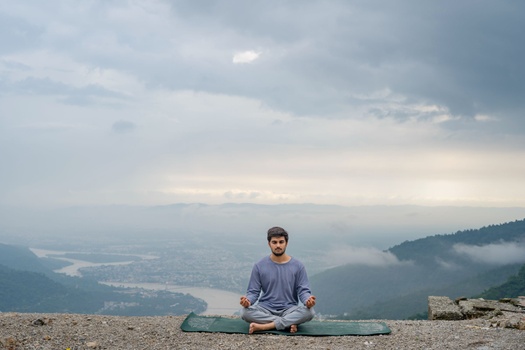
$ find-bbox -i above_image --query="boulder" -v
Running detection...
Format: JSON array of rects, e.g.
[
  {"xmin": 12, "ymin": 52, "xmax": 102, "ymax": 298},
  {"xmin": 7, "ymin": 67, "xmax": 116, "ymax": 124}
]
[
  {"xmin": 429, "ymin": 296, "xmax": 525, "ymax": 330},
  {"xmin": 458, "ymin": 298, "xmax": 524, "ymax": 319},
  {"xmin": 428, "ymin": 296, "xmax": 464, "ymax": 320}
]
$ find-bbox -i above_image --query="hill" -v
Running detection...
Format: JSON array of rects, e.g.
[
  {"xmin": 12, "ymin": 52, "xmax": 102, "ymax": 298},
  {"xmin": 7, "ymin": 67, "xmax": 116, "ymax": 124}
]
[
  {"xmin": 0, "ymin": 244, "xmax": 206, "ymax": 315},
  {"xmin": 310, "ymin": 219, "xmax": 525, "ymax": 319},
  {"xmin": 478, "ymin": 264, "xmax": 525, "ymax": 300},
  {"xmin": 0, "ymin": 243, "xmax": 50, "ymax": 273}
]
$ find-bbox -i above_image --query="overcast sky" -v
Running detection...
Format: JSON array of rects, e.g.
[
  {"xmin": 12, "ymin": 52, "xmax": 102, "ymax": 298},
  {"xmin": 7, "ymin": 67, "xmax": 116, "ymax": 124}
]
[{"xmin": 1, "ymin": 0, "xmax": 525, "ymax": 209}]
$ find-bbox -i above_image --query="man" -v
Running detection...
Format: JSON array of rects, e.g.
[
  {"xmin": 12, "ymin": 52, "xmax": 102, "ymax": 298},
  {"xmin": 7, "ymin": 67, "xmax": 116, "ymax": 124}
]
[{"xmin": 240, "ymin": 226, "xmax": 316, "ymax": 334}]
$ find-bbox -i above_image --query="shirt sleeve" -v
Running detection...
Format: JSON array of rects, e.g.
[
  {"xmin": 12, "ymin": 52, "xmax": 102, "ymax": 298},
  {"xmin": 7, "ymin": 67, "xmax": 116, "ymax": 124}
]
[
  {"xmin": 296, "ymin": 264, "xmax": 312, "ymax": 304},
  {"xmin": 245, "ymin": 263, "xmax": 262, "ymax": 305}
]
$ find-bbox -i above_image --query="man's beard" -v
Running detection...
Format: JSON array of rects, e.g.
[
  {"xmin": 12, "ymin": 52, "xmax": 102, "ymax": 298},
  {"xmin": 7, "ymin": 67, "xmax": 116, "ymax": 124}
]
[{"xmin": 272, "ymin": 248, "xmax": 286, "ymax": 256}]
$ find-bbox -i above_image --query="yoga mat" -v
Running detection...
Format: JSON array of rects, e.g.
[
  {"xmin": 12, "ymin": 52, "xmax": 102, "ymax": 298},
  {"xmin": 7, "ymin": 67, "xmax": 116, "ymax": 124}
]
[{"xmin": 180, "ymin": 312, "xmax": 391, "ymax": 336}]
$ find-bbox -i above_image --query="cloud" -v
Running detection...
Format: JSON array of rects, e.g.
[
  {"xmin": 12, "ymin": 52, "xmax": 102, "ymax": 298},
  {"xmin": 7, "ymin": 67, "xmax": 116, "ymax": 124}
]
[
  {"xmin": 435, "ymin": 257, "xmax": 460, "ymax": 270},
  {"xmin": 324, "ymin": 245, "xmax": 411, "ymax": 267},
  {"xmin": 474, "ymin": 114, "xmax": 499, "ymax": 122},
  {"xmin": 453, "ymin": 242, "xmax": 525, "ymax": 265},
  {"xmin": 1, "ymin": 1, "xmax": 525, "ymax": 210},
  {"xmin": 5, "ymin": 77, "xmax": 126, "ymax": 106},
  {"xmin": 3, "ymin": 1, "xmax": 524, "ymax": 128},
  {"xmin": 224, "ymin": 191, "xmax": 261, "ymax": 200},
  {"xmin": 232, "ymin": 50, "xmax": 261, "ymax": 64}
]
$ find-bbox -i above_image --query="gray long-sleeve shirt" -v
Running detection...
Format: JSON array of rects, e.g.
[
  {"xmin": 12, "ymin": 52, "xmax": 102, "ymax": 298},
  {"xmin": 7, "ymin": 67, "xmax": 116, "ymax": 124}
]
[{"xmin": 245, "ymin": 256, "xmax": 312, "ymax": 311}]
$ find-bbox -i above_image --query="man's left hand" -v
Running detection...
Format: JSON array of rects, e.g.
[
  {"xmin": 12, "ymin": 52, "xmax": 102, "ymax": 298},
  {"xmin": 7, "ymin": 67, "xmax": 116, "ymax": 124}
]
[{"xmin": 305, "ymin": 295, "xmax": 316, "ymax": 308}]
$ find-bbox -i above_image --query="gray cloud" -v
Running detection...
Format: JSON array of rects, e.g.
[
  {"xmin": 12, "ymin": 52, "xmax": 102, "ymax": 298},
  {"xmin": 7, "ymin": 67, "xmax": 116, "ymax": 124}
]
[
  {"xmin": 3, "ymin": 77, "xmax": 126, "ymax": 106},
  {"xmin": 4, "ymin": 1, "xmax": 523, "ymax": 127},
  {"xmin": 153, "ymin": 1, "xmax": 525, "ymax": 130}
]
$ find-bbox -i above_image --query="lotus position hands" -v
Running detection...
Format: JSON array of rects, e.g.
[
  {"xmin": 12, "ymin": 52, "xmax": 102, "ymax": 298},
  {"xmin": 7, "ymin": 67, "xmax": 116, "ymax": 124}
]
[
  {"xmin": 305, "ymin": 295, "xmax": 316, "ymax": 309},
  {"xmin": 240, "ymin": 296, "xmax": 251, "ymax": 308}
]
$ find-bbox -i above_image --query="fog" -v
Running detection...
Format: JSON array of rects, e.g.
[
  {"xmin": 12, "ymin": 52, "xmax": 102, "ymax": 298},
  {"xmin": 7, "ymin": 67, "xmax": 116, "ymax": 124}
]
[
  {"xmin": 1, "ymin": 203, "xmax": 524, "ymax": 250},
  {"xmin": 321, "ymin": 245, "xmax": 412, "ymax": 268},
  {"xmin": 453, "ymin": 242, "xmax": 525, "ymax": 265}
]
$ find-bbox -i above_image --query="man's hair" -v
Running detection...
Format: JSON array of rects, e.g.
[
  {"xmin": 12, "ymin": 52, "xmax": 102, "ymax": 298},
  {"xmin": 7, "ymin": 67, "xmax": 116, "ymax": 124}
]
[{"xmin": 267, "ymin": 226, "xmax": 289, "ymax": 242}]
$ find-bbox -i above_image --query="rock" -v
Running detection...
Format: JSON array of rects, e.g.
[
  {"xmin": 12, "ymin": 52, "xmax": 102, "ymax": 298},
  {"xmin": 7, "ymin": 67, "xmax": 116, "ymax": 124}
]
[
  {"xmin": 1, "ymin": 337, "xmax": 18, "ymax": 349},
  {"xmin": 430, "ymin": 296, "xmax": 525, "ymax": 329},
  {"xmin": 428, "ymin": 296, "xmax": 464, "ymax": 320},
  {"xmin": 459, "ymin": 298, "xmax": 523, "ymax": 319},
  {"xmin": 519, "ymin": 317, "xmax": 525, "ymax": 331},
  {"xmin": 458, "ymin": 300, "xmax": 486, "ymax": 319},
  {"xmin": 515, "ymin": 296, "xmax": 525, "ymax": 308},
  {"xmin": 32, "ymin": 319, "xmax": 46, "ymax": 326},
  {"xmin": 494, "ymin": 313, "xmax": 524, "ymax": 330},
  {"xmin": 86, "ymin": 341, "xmax": 98, "ymax": 348}
]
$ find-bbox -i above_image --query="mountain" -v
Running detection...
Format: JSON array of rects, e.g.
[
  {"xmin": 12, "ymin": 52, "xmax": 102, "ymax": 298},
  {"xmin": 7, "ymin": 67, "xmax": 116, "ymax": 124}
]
[
  {"xmin": 0, "ymin": 243, "xmax": 50, "ymax": 273},
  {"xmin": 0, "ymin": 244, "xmax": 206, "ymax": 315},
  {"xmin": 310, "ymin": 219, "xmax": 525, "ymax": 319},
  {"xmin": 0, "ymin": 264, "xmax": 67, "ymax": 312},
  {"xmin": 477, "ymin": 264, "xmax": 525, "ymax": 300}
]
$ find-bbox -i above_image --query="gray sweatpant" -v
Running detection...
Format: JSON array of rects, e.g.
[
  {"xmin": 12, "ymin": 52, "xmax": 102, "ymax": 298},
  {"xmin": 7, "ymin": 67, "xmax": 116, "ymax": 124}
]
[{"xmin": 241, "ymin": 304, "xmax": 315, "ymax": 330}]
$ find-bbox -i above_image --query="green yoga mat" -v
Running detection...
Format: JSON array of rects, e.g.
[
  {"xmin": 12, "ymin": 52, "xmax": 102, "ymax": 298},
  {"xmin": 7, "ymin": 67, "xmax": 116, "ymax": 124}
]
[{"xmin": 180, "ymin": 312, "xmax": 391, "ymax": 336}]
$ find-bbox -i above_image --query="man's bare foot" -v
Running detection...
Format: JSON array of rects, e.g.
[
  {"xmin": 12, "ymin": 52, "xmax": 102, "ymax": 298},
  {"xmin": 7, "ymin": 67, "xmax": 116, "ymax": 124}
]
[
  {"xmin": 290, "ymin": 324, "xmax": 298, "ymax": 333},
  {"xmin": 249, "ymin": 322, "xmax": 276, "ymax": 334}
]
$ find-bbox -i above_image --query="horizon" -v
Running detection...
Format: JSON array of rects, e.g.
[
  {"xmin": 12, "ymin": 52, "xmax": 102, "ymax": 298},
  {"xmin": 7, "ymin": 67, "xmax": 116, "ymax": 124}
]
[{"xmin": 2, "ymin": 203, "xmax": 525, "ymax": 252}]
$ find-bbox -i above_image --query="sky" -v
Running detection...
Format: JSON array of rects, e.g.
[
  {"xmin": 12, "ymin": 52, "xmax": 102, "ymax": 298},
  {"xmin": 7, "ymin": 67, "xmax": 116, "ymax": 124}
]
[{"xmin": 1, "ymin": 0, "xmax": 525, "ymax": 209}]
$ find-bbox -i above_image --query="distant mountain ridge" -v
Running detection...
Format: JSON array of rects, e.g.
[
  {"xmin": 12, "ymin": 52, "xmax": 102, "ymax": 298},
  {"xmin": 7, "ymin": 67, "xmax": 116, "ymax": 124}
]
[{"xmin": 311, "ymin": 219, "xmax": 525, "ymax": 319}]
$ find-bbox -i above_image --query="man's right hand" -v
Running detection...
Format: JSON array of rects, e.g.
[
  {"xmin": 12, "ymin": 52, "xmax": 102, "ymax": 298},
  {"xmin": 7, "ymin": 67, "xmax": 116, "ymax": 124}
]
[{"xmin": 240, "ymin": 296, "xmax": 251, "ymax": 308}]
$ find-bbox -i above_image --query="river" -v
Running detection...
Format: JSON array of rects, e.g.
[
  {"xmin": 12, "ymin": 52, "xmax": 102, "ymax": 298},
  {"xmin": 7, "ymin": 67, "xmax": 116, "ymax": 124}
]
[
  {"xmin": 30, "ymin": 248, "xmax": 241, "ymax": 315},
  {"xmin": 101, "ymin": 282, "xmax": 241, "ymax": 316}
]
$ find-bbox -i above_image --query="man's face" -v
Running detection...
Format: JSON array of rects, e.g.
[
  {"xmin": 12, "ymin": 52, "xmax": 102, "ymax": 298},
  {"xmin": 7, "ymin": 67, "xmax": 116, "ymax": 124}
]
[{"xmin": 268, "ymin": 236, "xmax": 288, "ymax": 256}]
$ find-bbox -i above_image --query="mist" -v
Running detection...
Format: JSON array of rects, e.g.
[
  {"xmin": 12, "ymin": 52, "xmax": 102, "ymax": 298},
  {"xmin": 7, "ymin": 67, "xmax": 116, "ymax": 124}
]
[
  {"xmin": 1, "ymin": 203, "xmax": 524, "ymax": 250},
  {"xmin": 321, "ymin": 244, "xmax": 412, "ymax": 268},
  {"xmin": 453, "ymin": 242, "xmax": 525, "ymax": 265}
]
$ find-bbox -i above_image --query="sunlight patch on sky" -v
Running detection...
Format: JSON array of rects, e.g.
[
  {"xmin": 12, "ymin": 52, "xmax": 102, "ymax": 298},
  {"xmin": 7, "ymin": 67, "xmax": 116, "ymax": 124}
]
[{"xmin": 232, "ymin": 50, "xmax": 261, "ymax": 64}]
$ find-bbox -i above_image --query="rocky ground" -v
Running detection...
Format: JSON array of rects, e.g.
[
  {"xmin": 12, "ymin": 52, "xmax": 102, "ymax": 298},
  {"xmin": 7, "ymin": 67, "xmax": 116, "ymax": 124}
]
[{"xmin": 1, "ymin": 312, "xmax": 525, "ymax": 350}]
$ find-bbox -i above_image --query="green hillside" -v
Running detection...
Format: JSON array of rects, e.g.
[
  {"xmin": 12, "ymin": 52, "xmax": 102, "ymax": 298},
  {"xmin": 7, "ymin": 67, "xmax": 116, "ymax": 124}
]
[
  {"xmin": 388, "ymin": 219, "xmax": 525, "ymax": 263},
  {"xmin": 0, "ymin": 245, "xmax": 206, "ymax": 315},
  {"xmin": 311, "ymin": 218, "xmax": 525, "ymax": 319},
  {"xmin": 0, "ymin": 244, "xmax": 50, "ymax": 273},
  {"xmin": 335, "ymin": 263, "xmax": 523, "ymax": 320},
  {"xmin": 0, "ymin": 264, "xmax": 67, "ymax": 312},
  {"xmin": 478, "ymin": 264, "xmax": 525, "ymax": 300}
]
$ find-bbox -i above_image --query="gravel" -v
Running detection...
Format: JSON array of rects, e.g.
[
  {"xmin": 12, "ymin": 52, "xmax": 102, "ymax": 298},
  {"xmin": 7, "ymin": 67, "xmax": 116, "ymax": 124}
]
[{"xmin": 1, "ymin": 312, "xmax": 524, "ymax": 350}]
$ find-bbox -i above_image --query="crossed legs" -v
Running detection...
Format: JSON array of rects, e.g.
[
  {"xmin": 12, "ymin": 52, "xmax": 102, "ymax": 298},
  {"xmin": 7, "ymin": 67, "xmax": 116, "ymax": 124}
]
[{"xmin": 241, "ymin": 305, "xmax": 314, "ymax": 334}]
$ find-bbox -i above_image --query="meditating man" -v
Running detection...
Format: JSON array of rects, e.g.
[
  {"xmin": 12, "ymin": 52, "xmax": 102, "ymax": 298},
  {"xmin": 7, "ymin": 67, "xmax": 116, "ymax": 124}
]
[{"xmin": 240, "ymin": 226, "xmax": 316, "ymax": 334}]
